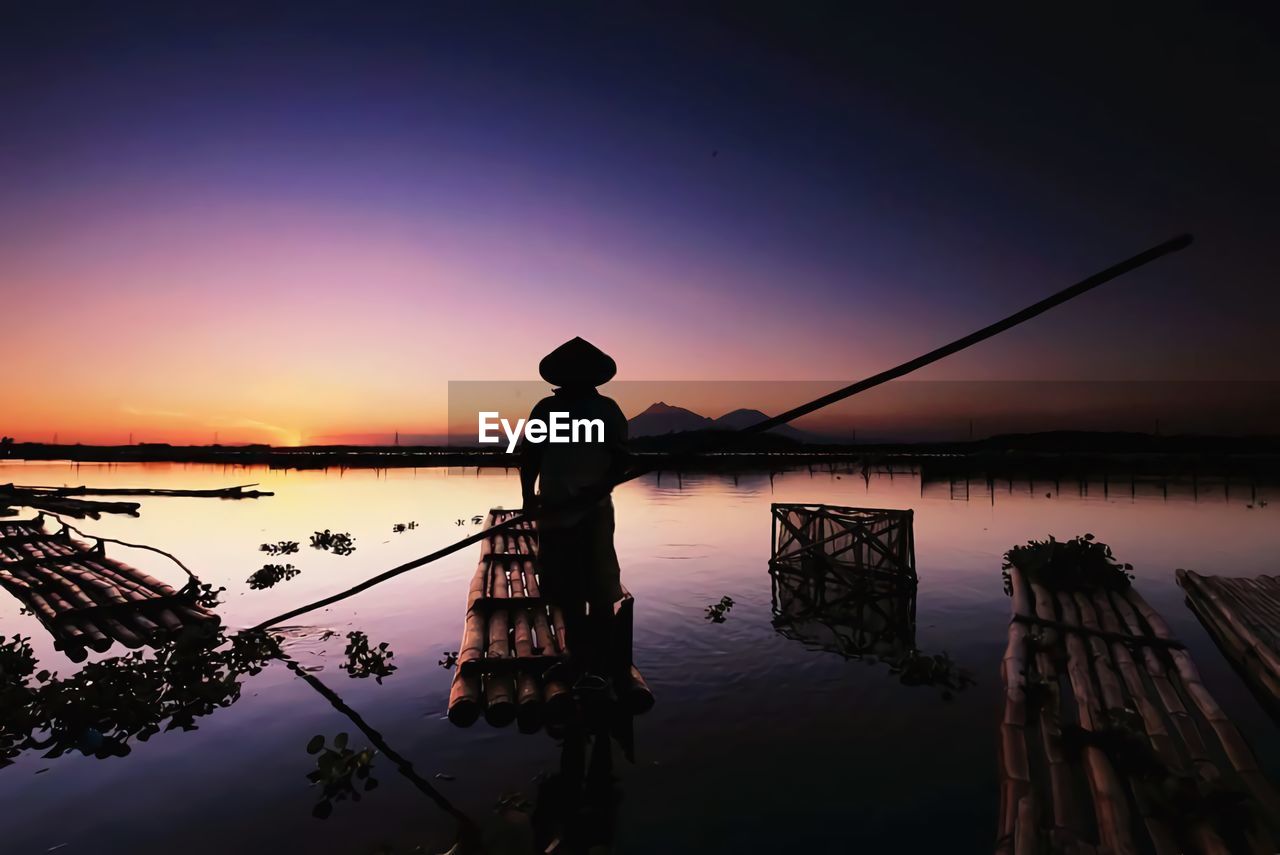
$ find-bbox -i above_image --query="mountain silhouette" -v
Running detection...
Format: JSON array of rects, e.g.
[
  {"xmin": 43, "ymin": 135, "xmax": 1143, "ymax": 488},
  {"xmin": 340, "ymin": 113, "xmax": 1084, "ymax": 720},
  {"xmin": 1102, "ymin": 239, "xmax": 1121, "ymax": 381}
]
[
  {"xmin": 710, "ymin": 408, "xmax": 809, "ymax": 441},
  {"xmin": 627, "ymin": 402, "xmax": 713, "ymax": 436},
  {"xmin": 628, "ymin": 402, "xmax": 814, "ymax": 441}
]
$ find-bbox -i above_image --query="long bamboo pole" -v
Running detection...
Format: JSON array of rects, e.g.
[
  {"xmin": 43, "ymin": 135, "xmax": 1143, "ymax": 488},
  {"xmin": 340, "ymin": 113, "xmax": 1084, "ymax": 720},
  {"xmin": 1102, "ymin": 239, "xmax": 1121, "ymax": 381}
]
[{"xmin": 252, "ymin": 235, "xmax": 1193, "ymax": 631}]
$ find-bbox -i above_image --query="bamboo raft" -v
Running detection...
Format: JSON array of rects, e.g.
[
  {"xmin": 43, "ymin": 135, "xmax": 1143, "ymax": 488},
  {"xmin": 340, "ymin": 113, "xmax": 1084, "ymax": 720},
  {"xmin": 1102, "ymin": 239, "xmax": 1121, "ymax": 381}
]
[
  {"xmin": 1178, "ymin": 569, "xmax": 1280, "ymax": 721},
  {"xmin": 1000, "ymin": 559, "xmax": 1280, "ymax": 854},
  {"xmin": 0, "ymin": 515, "xmax": 219, "ymax": 661},
  {"xmin": 446, "ymin": 509, "xmax": 654, "ymax": 732}
]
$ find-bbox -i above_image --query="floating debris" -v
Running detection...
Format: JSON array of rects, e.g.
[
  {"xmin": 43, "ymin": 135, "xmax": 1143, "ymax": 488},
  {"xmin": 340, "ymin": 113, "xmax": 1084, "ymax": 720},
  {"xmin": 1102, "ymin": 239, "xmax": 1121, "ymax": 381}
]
[
  {"xmin": 310, "ymin": 530, "xmax": 356, "ymax": 555},
  {"xmin": 705, "ymin": 595, "xmax": 735, "ymax": 623},
  {"xmin": 304, "ymin": 732, "xmax": 378, "ymax": 819},
  {"xmin": 391, "ymin": 522, "xmax": 417, "ymax": 534},
  {"xmin": 247, "ymin": 564, "xmax": 301, "ymax": 590},
  {"xmin": 340, "ymin": 631, "xmax": 396, "ymax": 683},
  {"xmin": 883, "ymin": 649, "xmax": 974, "ymax": 699},
  {"xmin": 438, "ymin": 650, "xmax": 459, "ymax": 670},
  {"xmin": 259, "ymin": 540, "xmax": 300, "ymax": 556}
]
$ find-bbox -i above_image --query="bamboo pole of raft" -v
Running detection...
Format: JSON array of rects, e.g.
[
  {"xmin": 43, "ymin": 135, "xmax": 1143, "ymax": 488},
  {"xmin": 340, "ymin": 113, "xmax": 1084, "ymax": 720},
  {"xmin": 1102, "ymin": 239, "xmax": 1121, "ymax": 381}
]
[
  {"xmin": 63, "ymin": 562, "xmax": 163, "ymax": 639},
  {"xmin": 13, "ymin": 483, "xmax": 273, "ymax": 499},
  {"xmin": 1107, "ymin": 591, "xmax": 1272, "ymax": 855},
  {"xmin": 1024, "ymin": 578, "xmax": 1086, "ymax": 846},
  {"xmin": 482, "ymin": 559, "xmax": 517, "ymax": 727},
  {"xmin": 998, "ymin": 565, "xmax": 1034, "ymax": 855},
  {"xmin": 1179, "ymin": 571, "xmax": 1280, "ymax": 699},
  {"xmin": 1219, "ymin": 577, "xmax": 1280, "ymax": 624},
  {"xmin": 447, "ymin": 533, "xmax": 490, "ymax": 726},
  {"xmin": 1013, "ymin": 794, "xmax": 1037, "ymax": 855},
  {"xmin": 1104, "ymin": 590, "xmax": 1211, "ymax": 774},
  {"xmin": 522, "ymin": 559, "xmax": 571, "ymax": 721},
  {"xmin": 1118, "ymin": 586, "xmax": 1270, "ymax": 855},
  {"xmin": 1072, "ymin": 592, "xmax": 1183, "ymax": 855},
  {"xmin": 1054, "ymin": 591, "xmax": 1138, "ymax": 855},
  {"xmin": 28, "ymin": 561, "xmax": 147, "ymax": 647},
  {"xmin": 1183, "ymin": 579, "xmax": 1280, "ymax": 715},
  {"xmin": 1124, "ymin": 587, "xmax": 1280, "ymax": 820},
  {"xmin": 506, "ymin": 561, "xmax": 543, "ymax": 731},
  {"xmin": 1089, "ymin": 592, "xmax": 1184, "ymax": 772}
]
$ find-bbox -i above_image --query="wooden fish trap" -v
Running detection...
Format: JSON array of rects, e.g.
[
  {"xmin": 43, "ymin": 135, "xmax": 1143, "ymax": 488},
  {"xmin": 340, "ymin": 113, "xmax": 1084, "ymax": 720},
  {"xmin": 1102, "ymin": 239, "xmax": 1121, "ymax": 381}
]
[
  {"xmin": 0, "ymin": 515, "xmax": 219, "ymax": 661},
  {"xmin": 1000, "ymin": 559, "xmax": 1280, "ymax": 854},
  {"xmin": 447, "ymin": 509, "xmax": 654, "ymax": 732},
  {"xmin": 770, "ymin": 504, "xmax": 916, "ymax": 585},
  {"xmin": 1177, "ymin": 569, "xmax": 1280, "ymax": 721}
]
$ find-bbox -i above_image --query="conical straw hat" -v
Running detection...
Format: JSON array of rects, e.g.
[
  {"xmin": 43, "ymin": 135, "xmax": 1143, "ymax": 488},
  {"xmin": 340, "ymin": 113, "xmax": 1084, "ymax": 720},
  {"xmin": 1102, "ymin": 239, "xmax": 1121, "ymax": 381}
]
[{"xmin": 538, "ymin": 337, "xmax": 617, "ymax": 387}]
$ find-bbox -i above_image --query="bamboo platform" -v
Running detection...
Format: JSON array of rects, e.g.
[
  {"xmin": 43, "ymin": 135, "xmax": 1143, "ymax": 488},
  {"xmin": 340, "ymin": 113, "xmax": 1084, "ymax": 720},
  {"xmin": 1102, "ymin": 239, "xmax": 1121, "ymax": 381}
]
[
  {"xmin": 1000, "ymin": 559, "xmax": 1280, "ymax": 854},
  {"xmin": 0, "ymin": 515, "xmax": 219, "ymax": 661},
  {"xmin": 1178, "ymin": 569, "xmax": 1280, "ymax": 721},
  {"xmin": 446, "ymin": 509, "xmax": 654, "ymax": 732}
]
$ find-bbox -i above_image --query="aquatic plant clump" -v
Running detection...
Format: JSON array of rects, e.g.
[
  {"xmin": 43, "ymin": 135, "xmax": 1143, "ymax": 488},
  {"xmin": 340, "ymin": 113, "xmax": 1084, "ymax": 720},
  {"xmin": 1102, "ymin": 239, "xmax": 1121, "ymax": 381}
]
[
  {"xmin": 182, "ymin": 579, "xmax": 227, "ymax": 609},
  {"xmin": 705, "ymin": 595, "xmax": 735, "ymax": 623},
  {"xmin": 340, "ymin": 631, "xmax": 397, "ymax": 683},
  {"xmin": 884, "ymin": 649, "xmax": 976, "ymax": 700},
  {"xmin": 247, "ymin": 563, "xmax": 301, "ymax": 590},
  {"xmin": 1002, "ymin": 533, "xmax": 1134, "ymax": 595},
  {"xmin": 311, "ymin": 529, "xmax": 356, "ymax": 555},
  {"xmin": 305, "ymin": 732, "xmax": 378, "ymax": 819},
  {"xmin": 0, "ymin": 629, "xmax": 279, "ymax": 767},
  {"xmin": 260, "ymin": 540, "xmax": 300, "ymax": 556}
]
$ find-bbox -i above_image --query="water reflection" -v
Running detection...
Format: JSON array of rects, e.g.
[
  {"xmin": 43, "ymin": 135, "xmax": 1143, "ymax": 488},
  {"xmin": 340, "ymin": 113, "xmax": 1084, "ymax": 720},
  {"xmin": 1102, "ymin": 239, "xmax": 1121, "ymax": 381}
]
[
  {"xmin": 0, "ymin": 461, "xmax": 1276, "ymax": 853},
  {"xmin": 0, "ymin": 628, "xmax": 275, "ymax": 766},
  {"xmin": 770, "ymin": 564, "xmax": 917, "ymax": 661}
]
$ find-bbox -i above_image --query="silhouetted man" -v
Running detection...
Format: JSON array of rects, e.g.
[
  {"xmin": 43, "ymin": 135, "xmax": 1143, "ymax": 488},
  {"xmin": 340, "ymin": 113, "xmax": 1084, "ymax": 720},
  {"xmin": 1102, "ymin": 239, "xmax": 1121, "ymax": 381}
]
[{"xmin": 521, "ymin": 337, "xmax": 628, "ymax": 685}]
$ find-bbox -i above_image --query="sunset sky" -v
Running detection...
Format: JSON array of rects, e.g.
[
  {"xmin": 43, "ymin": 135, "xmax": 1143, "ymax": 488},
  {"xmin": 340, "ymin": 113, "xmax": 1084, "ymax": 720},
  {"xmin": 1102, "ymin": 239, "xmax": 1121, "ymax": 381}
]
[{"xmin": 2, "ymin": 3, "xmax": 1277, "ymax": 444}]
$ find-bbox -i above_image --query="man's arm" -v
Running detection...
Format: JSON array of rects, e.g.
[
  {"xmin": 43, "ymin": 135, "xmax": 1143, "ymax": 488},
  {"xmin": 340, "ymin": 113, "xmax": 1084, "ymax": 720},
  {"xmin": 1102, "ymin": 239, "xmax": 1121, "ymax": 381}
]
[
  {"xmin": 605, "ymin": 399, "xmax": 631, "ymax": 484},
  {"xmin": 520, "ymin": 399, "xmax": 550, "ymax": 508}
]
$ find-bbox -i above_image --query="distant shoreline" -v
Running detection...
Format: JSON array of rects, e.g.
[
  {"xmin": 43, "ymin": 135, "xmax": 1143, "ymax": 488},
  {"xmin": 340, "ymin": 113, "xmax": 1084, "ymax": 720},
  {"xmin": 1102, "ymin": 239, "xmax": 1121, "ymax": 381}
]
[{"xmin": 3, "ymin": 431, "xmax": 1279, "ymax": 478}]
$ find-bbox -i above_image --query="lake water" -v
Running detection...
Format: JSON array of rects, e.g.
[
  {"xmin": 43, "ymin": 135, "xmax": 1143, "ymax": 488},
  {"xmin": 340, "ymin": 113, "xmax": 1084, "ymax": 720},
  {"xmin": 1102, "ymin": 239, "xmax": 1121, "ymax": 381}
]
[{"xmin": 1, "ymin": 460, "xmax": 1277, "ymax": 853}]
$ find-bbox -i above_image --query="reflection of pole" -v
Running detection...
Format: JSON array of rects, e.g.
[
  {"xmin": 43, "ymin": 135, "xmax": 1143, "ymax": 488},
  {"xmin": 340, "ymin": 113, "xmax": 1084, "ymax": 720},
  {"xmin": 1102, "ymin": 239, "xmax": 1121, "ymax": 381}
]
[{"xmin": 276, "ymin": 651, "xmax": 480, "ymax": 847}]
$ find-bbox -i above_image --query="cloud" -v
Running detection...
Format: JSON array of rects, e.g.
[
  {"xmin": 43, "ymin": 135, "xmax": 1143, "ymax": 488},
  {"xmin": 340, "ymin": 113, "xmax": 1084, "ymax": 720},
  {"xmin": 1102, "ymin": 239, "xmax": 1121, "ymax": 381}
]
[
  {"xmin": 120, "ymin": 405, "xmax": 196, "ymax": 420},
  {"xmin": 120, "ymin": 404, "xmax": 299, "ymax": 444}
]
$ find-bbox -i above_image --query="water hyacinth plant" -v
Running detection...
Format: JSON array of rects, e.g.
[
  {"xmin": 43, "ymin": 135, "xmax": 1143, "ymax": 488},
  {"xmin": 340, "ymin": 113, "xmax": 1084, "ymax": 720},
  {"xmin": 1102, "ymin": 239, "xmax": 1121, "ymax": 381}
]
[
  {"xmin": 340, "ymin": 631, "xmax": 397, "ymax": 683},
  {"xmin": 1002, "ymin": 533, "xmax": 1135, "ymax": 595},
  {"xmin": 305, "ymin": 732, "xmax": 378, "ymax": 819},
  {"xmin": 259, "ymin": 540, "xmax": 300, "ymax": 556},
  {"xmin": 311, "ymin": 530, "xmax": 356, "ymax": 555},
  {"xmin": 247, "ymin": 564, "xmax": 301, "ymax": 590}
]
